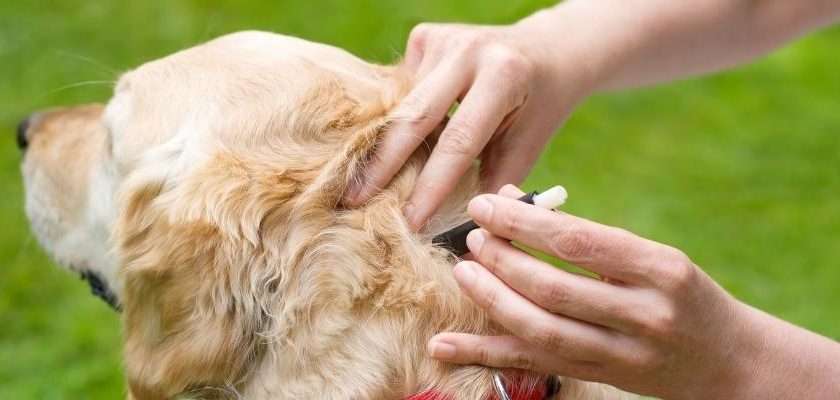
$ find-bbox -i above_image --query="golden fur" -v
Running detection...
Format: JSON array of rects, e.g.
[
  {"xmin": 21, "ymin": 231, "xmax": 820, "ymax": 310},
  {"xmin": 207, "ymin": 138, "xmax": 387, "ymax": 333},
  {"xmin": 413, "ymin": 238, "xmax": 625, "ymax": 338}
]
[{"xmin": 21, "ymin": 31, "xmax": 633, "ymax": 400}]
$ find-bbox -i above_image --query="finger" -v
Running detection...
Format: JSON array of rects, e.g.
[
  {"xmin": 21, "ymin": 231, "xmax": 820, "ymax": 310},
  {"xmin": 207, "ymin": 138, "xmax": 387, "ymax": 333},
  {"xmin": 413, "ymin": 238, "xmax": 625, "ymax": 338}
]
[
  {"xmin": 451, "ymin": 260, "xmax": 619, "ymax": 361},
  {"xmin": 406, "ymin": 24, "xmax": 456, "ymax": 79},
  {"xmin": 405, "ymin": 72, "xmax": 524, "ymax": 229},
  {"xmin": 467, "ymin": 229, "xmax": 645, "ymax": 331},
  {"xmin": 344, "ymin": 59, "xmax": 470, "ymax": 206},
  {"xmin": 467, "ymin": 194, "xmax": 673, "ymax": 285},
  {"xmin": 480, "ymin": 132, "xmax": 547, "ymax": 194},
  {"xmin": 403, "ymin": 23, "xmax": 433, "ymax": 73},
  {"xmin": 428, "ymin": 333, "xmax": 602, "ymax": 380},
  {"xmin": 482, "ymin": 104, "xmax": 570, "ymax": 197},
  {"xmin": 497, "ymin": 184, "xmax": 525, "ymax": 198}
]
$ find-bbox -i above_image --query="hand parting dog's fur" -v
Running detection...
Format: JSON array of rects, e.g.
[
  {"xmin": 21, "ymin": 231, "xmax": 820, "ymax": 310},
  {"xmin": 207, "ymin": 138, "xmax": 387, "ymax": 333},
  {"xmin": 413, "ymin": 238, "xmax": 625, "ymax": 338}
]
[{"xmin": 20, "ymin": 31, "xmax": 634, "ymax": 400}]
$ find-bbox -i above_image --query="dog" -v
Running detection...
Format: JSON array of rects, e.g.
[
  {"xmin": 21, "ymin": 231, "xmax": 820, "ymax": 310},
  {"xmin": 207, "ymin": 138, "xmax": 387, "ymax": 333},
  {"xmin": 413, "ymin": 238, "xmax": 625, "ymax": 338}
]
[{"xmin": 18, "ymin": 31, "xmax": 634, "ymax": 400}]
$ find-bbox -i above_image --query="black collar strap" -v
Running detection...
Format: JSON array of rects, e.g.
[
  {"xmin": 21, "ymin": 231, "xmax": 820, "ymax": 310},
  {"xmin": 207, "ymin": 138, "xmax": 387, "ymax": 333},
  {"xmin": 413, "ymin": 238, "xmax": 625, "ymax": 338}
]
[{"xmin": 80, "ymin": 270, "xmax": 121, "ymax": 311}]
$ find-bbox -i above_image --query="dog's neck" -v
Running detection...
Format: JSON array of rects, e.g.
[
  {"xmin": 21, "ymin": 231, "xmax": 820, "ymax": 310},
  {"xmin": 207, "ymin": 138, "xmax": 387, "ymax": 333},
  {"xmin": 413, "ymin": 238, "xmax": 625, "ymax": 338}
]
[{"xmin": 238, "ymin": 174, "xmax": 519, "ymax": 399}]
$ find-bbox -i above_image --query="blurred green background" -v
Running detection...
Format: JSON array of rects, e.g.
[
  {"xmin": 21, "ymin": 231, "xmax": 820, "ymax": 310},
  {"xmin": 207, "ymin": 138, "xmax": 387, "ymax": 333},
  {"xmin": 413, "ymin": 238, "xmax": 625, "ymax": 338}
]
[{"xmin": 1, "ymin": 1, "xmax": 838, "ymax": 398}]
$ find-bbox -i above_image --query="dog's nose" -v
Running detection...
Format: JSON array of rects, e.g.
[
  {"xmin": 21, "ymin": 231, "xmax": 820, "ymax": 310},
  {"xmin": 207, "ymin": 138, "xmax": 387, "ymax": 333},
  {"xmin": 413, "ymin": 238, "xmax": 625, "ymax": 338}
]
[{"xmin": 16, "ymin": 115, "xmax": 32, "ymax": 151}]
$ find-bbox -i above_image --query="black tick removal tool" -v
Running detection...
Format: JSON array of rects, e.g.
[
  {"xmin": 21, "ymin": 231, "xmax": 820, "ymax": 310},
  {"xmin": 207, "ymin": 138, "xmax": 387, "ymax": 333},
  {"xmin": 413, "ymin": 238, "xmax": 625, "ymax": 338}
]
[{"xmin": 432, "ymin": 186, "xmax": 568, "ymax": 256}]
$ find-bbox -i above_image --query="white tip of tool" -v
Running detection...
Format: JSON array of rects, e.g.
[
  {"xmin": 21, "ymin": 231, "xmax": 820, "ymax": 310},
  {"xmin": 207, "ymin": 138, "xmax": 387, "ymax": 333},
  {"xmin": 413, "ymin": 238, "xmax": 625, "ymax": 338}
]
[{"xmin": 533, "ymin": 185, "xmax": 568, "ymax": 209}]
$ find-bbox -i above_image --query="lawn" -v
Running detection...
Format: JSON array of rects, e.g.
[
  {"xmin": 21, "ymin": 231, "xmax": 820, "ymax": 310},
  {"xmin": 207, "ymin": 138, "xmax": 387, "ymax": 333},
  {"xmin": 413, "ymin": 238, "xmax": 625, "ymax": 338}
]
[{"xmin": 1, "ymin": 1, "xmax": 838, "ymax": 398}]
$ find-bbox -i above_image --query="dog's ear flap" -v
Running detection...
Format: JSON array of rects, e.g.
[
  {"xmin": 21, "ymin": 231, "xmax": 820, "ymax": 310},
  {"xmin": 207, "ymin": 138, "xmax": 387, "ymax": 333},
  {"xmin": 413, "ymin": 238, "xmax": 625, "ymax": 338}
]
[
  {"xmin": 294, "ymin": 64, "xmax": 414, "ymax": 210},
  {"xmin": 293, "ymin": 113, "xmax": 390, "ymax": 210},
  {"xmin": 117, "ymin": 184, "xmax": 267, "ymax": 399}
]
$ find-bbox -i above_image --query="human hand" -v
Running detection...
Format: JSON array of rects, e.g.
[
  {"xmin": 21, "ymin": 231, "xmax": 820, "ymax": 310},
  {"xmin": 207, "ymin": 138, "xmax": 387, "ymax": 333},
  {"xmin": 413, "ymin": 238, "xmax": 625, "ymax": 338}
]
[
  {"xmin": 427, "ymin": 185, "xmax": 840, "ymax": 400},
  {"xmin": 343, "ymin": 21, "xmax": 595, "ymax": 230},
  {"xmin": 343, "ymin": 0, "xmax": 840, "ymax": 230}
]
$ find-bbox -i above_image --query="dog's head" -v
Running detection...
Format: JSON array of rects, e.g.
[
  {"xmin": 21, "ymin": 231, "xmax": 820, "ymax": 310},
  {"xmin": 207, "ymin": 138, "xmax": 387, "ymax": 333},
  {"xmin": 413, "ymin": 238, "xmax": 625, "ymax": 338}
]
[
  {"xmin": 19, "ymin": 31, "xmax": 503, "ymax": 399},
  {"xmin": 21, "ymin": 31, "xmax": 416, "ymax": 309}
]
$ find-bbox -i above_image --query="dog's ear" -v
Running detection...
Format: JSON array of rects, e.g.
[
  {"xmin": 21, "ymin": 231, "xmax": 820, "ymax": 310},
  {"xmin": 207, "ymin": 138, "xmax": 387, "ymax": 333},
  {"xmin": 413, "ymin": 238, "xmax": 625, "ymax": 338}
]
[
  {"xmin": 114, "ymin": 65, "xmax": 411, "ymax": 399},
  {"xmin": 289, "ymin": 67, "xmax": 413, "ymax": 211},
  {"xmin": 116, "ymin": 145, "xmax": 327, "ymax": 398},
  {"xmin": 114, "ymin": 103, "xmax": 394, "ymax": 400},
  {"xmin": 116, "ymin": 179, "xmax": 272, "ymax": 399},
  {"xmin": 304, "ymin": 115, "xmax": 389, "ymax": 205}
]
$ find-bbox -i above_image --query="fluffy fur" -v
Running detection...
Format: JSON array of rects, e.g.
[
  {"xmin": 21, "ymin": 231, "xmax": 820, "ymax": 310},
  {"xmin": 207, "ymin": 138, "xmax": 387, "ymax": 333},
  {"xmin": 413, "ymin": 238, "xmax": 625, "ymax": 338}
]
[{"xmin": 20, "ymin": 31, "xmax": 634, "ymax": 400}]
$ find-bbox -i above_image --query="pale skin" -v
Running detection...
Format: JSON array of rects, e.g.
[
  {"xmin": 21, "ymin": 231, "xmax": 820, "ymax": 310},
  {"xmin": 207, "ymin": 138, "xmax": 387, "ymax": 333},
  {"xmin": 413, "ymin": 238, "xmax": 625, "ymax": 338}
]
[{"xmin": 343, "ymin": 0, "xmax": 840, "ymax": 399}]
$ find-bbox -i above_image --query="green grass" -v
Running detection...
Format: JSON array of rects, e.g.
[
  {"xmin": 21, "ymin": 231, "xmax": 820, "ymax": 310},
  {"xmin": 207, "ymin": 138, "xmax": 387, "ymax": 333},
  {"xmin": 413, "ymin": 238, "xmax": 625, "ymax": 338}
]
[{"xmin": 1, "ymin": 1, "xmax": 838, "ymax": 398}]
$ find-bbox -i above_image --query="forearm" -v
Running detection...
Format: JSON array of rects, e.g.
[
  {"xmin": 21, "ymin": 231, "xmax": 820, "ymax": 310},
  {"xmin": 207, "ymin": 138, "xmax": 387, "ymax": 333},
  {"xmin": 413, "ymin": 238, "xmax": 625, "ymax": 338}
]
[
  {"xmin": 731, "ymin": 303, "xmax": 840, "ymax": 400},
  {"xmin": 517, "ymin": 0, "xmax": 840, "ymax": 93}
]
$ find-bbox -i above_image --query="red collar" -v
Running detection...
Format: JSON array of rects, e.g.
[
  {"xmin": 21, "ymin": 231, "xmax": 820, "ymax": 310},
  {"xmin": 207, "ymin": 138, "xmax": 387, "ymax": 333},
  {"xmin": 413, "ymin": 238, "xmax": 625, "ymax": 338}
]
[{"xmin": 406, "ymin": 375, "xmax": 559, "ymax": 400}]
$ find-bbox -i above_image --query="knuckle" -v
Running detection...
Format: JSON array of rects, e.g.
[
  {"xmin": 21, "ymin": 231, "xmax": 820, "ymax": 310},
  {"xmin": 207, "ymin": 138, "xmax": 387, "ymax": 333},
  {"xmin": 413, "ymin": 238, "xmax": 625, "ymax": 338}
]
[
  {"xmin": 488, "ymin": 46, "xmax": 533, "ymax": 78},
  {"xmin": 481, "ymin": 242, "xmax": 504, "ymax": 274},
  {"xmin": 498, "ymin": 206, "xmax": 523, "ymax": 237},
  {"xmin": 398, "ymin": 96, "xmax": 437, "ymax": 131},
  {"xmin": 549, "ymin": 225, "xmax": 595, "ymax": 261},
  {"xmin": 525, "ymin": 323, "xmax": 565, "ymax": 350},
  {"xmin": 534, "ymin": 277, "xmax": 571, "ymax": 310},
  {"xmin": 643, "ymin": 306, "xmax": 678, "ymax": 338},
  {"xmin": 485, "ymin": 46, "xmax": 534, "ymax": 99},
  {"xmin": 458, "ymin": 31, "xmax": 492, "ymax": 53},
  {"xmin": 507, "ymin": 350, "xmax": 536, "ymax": 371},
  {"xmin": 475, "ymin": 285, "xmax": 501, "ymax": 313},
  {"xmin": 626, "ymin": 347, "xmax": 664, "ymax": 371},
  {"xmin": 439, "ymin": 121, "xmax": 479, "ymax": 156},
  {"xmin": 408, "ymin": 23, "xmax": 434, "ymax": 47},
  {"xmin": 474, "ymin": 342, "xmax": 495, "ymax": 365},
  {"xmin": 657, "ymin": 248, "xmax": 697, "ymax": 290},
  {"xmin": 604, "ymin": 300, "xmax": 637, "ymax": 327}
]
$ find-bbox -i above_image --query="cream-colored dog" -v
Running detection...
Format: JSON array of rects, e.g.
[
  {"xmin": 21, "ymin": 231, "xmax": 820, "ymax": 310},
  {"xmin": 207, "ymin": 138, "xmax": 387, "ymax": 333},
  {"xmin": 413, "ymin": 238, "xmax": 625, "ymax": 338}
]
[{"xmin": 19, "ymin": 31, "xmax": 633, "ymax": 400}]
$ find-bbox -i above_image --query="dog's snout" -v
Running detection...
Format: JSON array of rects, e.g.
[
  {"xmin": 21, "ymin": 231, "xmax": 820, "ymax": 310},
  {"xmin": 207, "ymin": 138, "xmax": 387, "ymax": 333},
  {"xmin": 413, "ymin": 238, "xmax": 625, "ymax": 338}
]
[{"xmin": 16, "ymin": 115, "xmax": 32, "ymax": 151}]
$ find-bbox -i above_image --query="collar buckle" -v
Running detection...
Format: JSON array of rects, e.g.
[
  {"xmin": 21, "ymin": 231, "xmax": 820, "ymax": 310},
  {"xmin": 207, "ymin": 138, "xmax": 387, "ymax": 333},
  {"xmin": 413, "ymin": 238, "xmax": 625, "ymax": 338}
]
[
  {"xmin": 492, "ymin": 371, "xmax": 513, "ymax": 400},
  {"xmin": 492, "ymin": 370, "xmax": 562, "ymax": 400}
]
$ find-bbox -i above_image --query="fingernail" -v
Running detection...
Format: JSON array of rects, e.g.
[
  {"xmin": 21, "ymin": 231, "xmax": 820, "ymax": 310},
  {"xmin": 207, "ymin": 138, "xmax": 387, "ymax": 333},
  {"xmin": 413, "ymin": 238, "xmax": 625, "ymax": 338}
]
[
  {"xmin": 468, "ymin": 195, "xmax": 493, "ymax": 221},
  {"xmin": 453, "ymin": 261, "xmax": 477, "ymax": 286},
  {"xmin": 428, "ymin": 337, "xmax": 456, "ymax": 359},
  {"xmin": 466, "ymin": 229, "xmax": 485, "ymax": 254}
]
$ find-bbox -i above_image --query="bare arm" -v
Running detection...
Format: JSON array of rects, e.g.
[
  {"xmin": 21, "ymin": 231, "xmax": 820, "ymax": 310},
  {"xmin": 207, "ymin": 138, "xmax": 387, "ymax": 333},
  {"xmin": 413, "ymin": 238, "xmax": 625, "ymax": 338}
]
[
  {"xmin": 346, "ymin": 0, "xmax": 840, "ymax": 228},
  {"xmin": 526, "ymin": 0, "xmax": 840, "ymax": 91}
]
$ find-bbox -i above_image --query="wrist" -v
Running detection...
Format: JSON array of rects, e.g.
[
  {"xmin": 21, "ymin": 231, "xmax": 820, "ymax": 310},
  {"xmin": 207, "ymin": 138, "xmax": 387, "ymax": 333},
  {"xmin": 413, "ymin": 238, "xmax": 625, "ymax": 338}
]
[
  {"xmin": 507, "ymin": 5, "xmax": 601, "ymax": 105},
  {"xmin": 707, "ymin": 301, "xmax": 775, "ymax": 400},
  {"xmin": 716, "ymin": 301, "xmax": 840, "ymax": 400},
  {"xmin": 511, "ymin": 1, "xmax": 652, "ymax": 96}
]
